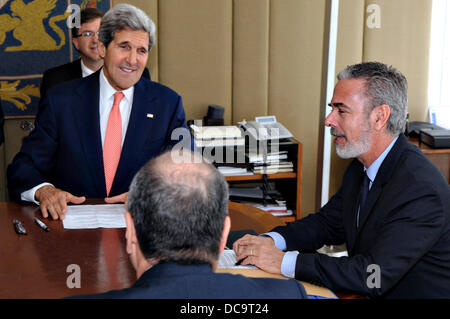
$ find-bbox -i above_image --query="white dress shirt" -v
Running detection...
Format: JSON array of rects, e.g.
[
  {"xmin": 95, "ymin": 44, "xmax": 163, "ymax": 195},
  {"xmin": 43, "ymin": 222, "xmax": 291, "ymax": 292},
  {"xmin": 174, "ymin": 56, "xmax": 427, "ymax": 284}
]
[
  {"xmin": 98, "ymin": 68, "xmax": 134, "ymax": 148},
  {"xmin": 21, "ymin": 68, "xmax": 134, "ymax": 204},
  {"xmin": 266, "ymin": 136, "xmax": 399, "ymax": 278},
  {"xmin": 80, "ymin": 59, "xmax": 96, "ymax": 78}
]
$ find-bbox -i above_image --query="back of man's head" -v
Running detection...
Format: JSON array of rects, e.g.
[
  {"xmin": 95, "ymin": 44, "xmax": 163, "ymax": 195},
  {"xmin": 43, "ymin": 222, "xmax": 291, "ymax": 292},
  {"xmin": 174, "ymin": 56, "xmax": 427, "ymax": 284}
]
[{"xmin": 127, "ymin": 151, "xmax": 229, "ymax": 265}]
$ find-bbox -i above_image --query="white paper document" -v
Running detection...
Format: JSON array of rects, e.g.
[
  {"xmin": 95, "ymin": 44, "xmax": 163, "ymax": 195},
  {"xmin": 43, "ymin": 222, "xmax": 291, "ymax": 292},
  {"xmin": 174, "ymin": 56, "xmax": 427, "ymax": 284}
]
[
  {"xmin": 217, "ymin": 249, "xmax": 257, "ymax": 269},
  {"xmin": 62, "ymin": 204, "xmax": 127, "ymax": 229}
]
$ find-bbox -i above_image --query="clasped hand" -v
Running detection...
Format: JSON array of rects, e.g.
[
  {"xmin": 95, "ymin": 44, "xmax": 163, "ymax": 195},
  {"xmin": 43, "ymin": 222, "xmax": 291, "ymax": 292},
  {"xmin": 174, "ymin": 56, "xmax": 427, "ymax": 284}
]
[
  {"xmin": 232, "ymin": 234, "xmax": 285, "ymax": 275},
  {"xmin": 35, "ymin": 185, "xmax": 128, "ymax": 220}
]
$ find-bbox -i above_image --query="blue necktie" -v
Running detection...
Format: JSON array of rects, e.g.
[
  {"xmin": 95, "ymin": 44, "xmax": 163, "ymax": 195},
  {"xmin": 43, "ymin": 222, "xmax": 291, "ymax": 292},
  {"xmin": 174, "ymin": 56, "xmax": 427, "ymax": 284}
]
[{"xmin": 357, "ymin": 173, "xmax": 370, "ymax": 228}]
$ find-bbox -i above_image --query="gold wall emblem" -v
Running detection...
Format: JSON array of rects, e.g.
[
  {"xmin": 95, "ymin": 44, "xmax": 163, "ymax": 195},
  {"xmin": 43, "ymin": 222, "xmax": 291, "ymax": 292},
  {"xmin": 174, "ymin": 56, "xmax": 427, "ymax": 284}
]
[
  {"xmin": 0, "ymin": 80, "xmax": 40, "ymax": 111},
  {"xmin": 0, "ymin": 0, "xmax": 69, "ymax": 52}
]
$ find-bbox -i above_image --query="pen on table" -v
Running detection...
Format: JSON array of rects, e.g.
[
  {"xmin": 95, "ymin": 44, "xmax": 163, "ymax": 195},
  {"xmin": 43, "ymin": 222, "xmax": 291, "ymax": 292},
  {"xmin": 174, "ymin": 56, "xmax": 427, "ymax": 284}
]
[
  {"xmin": 235, "ymin": 250, "xmax": 249, "ymax": 266},
  {"xmin": 13, "ymin": 219, "xmax": 27, "ymax": 235},
  {"xmin": 34, "ymin": 217, "xmax": 50, "ymax": 232},
  {"xmin": 235, "ymin": 257, "xmax": 245, "ymax": 266}
]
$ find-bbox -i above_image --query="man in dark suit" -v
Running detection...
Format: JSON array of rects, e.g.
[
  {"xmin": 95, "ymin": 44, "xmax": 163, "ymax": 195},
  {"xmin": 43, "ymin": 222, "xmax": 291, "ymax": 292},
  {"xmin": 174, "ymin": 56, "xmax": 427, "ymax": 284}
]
[
  {"xmin": 39, "ymin": 8, "xmax": 150, "ymax": 102},
  {"xmin": 233, "ymin": 62, "xmax": 450, "ymax": 298},
  {"xmin": 39, "ymin": 8, "xmax": 104, "ymax": 101},
  {"xmin": 69, "ymin": 151, "xmax": 307, "ymax": 299},
  {"xmin": 7, "ymin": 4, "xmax": 192, "ymax": 220}
]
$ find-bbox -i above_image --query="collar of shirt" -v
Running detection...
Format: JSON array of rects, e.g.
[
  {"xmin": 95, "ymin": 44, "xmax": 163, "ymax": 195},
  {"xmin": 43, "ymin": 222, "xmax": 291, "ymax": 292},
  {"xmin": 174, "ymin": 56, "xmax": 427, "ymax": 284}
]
[
  {"xmin": 80, "ymin": 59, "xmax": 96, "ymax": 78},
  {"xmin": 99, "ymin": 68, "xmax": 134, "ymax": 148},
  {"xmin": 365, "ymin": 135, "xmax": 399, "ymax": 189}
]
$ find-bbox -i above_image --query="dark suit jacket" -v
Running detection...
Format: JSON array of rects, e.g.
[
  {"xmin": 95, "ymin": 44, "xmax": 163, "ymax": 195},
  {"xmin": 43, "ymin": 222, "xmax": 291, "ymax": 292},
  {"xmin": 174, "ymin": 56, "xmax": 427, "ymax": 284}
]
[
  {"xmin": 69, "ymin": 262, "xmax": 308, "ymax": 299},
  {"xmin": 7, "ymin": 70, "xmax": 191, "ymax": 201},
  {"xmin": 272, "ymin": 134, "xmax": 450, "ymax": 298},
  {"xmin": 39, "ymin": 59, "xmax": 151, "ymax": 101}
]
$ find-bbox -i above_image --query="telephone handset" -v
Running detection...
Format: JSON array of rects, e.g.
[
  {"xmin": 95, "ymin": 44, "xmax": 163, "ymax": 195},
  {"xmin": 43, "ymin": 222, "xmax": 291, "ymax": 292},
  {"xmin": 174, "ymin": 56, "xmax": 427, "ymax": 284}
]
[{"xmin": 239, "ymin": 116, "xmax": 293, "ymax": 140}]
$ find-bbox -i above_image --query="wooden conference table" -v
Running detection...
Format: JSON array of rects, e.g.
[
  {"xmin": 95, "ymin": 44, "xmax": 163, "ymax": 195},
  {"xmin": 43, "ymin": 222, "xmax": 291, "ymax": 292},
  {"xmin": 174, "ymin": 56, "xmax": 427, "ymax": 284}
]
[{"xmin": 0, "ymin": 201, "xmax": 335, "ymax": 299}]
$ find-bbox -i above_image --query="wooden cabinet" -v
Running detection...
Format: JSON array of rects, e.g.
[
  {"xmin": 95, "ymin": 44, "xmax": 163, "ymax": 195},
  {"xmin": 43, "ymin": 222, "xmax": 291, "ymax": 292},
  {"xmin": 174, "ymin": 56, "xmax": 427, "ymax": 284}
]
[
  {"xmin": 223, "ymin": 138, "xmax": 302, "ymax": 223},
  {"xmin": 409, "ymin": 137, "xmax": 450, "ymax": 183}
]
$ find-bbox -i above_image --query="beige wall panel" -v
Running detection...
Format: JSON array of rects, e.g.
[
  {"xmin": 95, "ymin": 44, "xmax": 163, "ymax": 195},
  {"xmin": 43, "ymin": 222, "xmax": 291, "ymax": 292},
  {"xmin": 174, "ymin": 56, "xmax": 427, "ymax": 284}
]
[
  {"xmin": 232, "ymin": 0, "xmax": 269, "ymax": 124},
  {"xmin": 112, "ymin": 0, "xmax": 159, "ymax": 81},
  {"xmin": 0, "ymin": 144, "xmax": 5, "ymax": 201},
  {"xmin": 2, "ymin": 118, "xmax": 34, "ymax": 201},
  {"xmin": 269, "ymin": 0, "xmax": 326, "ymax": 216},
  {"xmin": 3, "ymin": 119, "xmax": 32, "ymax": 173},
  {"xmin": 158, "ymin": 0, "xmax": 232, "ymax": 124},
  {"xmin": 335, "ymin": 0, "xmax": 364, "ymax": 73},
  {"xmin": 363, "ymin": 0, "xmax": 432, "ymax": 122},
  {"xmin": 329, "ymin": 0, "xmax": 365, "ymax": 199}
]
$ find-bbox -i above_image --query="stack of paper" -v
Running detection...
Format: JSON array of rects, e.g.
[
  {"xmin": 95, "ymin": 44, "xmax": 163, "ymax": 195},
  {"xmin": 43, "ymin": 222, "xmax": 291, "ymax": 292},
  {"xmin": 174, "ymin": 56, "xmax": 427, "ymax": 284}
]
[
  {"xmin": 228, "ymin": 187, "xmax": 264, "ymax": 199},
  {"xmin": 253, "ymin": 161, "xmax": 294, "ymax": 174},
  {"xmin": 247, "ymin": 151, "xmax": 293, "ymax": 174},
  {"xmin": 217, "ymin": 166, "xmax": 253, "ymax": 176},
  {"xmin": 217, "ymin": 249, "xmax": 257, "ymax": 269},
  {"xmin": 251, "ymin": 204, "xmax": 293, "ymax": 217},
  {"xmin": 246, "ymin": 151, "xmax": 288, "ymax": 163},
  {"xmin": 191, "ymin": 125, "xmax": 245, "ymax": 147},
  {"xmin": 62, "ymin": 204, "xmax": 127, "ymax": 229}
]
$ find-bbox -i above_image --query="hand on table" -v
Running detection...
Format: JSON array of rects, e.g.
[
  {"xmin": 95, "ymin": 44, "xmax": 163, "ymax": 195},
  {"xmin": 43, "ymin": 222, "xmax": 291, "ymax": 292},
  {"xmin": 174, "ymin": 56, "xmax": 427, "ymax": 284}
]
[
  {"xmin": 35, "ymin": 185, "xmax": 86, "ymax": 220},
  {"xmin": 105, "ymin": 192, "xmax": 128, "ymax": 207},
  {"xmin": 232, "ymin": 234, "xmax": 285, "ymax": 275}
]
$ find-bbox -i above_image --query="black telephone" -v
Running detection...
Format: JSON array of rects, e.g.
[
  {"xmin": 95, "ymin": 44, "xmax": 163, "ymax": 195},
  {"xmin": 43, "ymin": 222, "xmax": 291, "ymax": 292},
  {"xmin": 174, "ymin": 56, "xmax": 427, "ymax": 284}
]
[{"xmin": 405, "ymin": 121, "xmax": 443, "ymax": 138}]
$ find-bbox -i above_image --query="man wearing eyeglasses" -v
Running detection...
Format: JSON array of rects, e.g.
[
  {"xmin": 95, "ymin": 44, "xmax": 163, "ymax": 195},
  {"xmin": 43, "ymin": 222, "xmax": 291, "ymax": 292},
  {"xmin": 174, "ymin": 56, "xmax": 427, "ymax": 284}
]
[
  {"xmin": 39, "ymin": 8, "xmax": 149, "ymax": 101},
  {"xmin": 39, "ymin": 8, "xmax": 104, "ymax": 101}
]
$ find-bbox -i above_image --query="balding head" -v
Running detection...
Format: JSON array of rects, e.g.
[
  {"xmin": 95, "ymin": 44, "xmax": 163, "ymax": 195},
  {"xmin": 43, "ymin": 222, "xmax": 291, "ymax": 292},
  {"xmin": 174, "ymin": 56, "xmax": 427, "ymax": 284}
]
[
  {"xmin": 127, "ymin": 150, "xmax": 229, "ymax": 265},
  {"xmin": 150, "ymin": 151, "xmax": 212, "ymax": 201}
]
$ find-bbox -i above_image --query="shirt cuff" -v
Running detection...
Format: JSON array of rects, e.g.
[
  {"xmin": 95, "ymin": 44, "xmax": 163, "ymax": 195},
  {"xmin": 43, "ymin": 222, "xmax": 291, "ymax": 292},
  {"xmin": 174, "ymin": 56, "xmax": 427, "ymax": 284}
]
[
  {"xmin": 21, "ymin": 182, "xmax": 54, "ymax": 205},
  {"xmin": 264, "ymin": 231, "xmax": 287, "ymax": 251},
  {"xmin": 281, "ymin": 251, "xmax": 299, "ymax": 278}
]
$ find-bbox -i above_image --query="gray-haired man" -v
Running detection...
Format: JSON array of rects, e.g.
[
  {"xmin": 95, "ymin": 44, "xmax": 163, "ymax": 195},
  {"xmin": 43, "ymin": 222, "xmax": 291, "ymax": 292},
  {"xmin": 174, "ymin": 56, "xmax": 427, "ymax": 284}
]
[
  {"xmin": 233, "ymin": 62, "xmax": 450, "ymax": 298},
  {"xmin": 69, "ymin": 151, "xmax": 307, "ymax": 299},
  {"xmin": 8, "ymin": 4, "xmax": 192, "ymax": 220}
]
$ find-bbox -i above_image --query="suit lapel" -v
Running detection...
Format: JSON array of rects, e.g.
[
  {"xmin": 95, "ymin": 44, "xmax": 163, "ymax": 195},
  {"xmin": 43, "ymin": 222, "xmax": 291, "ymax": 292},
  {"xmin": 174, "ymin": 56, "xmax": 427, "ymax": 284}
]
[
  {"xmin": 345, "ymin": 167, "xmax": 365, "ymax": 254},
  {"xmin": 110, "ymin": 79, "xmax": 159, "ymax": 194},
  {"xmin": 353, "ymin": 135, "xmax": 408, "ymax": 244},
  {"xmin": 73, "ymin": 71, "xmax": 106, "ymax": 197},
  {"xmin": 71, "ymin": 59, "xmax": 83, "ymax": 79},
  {"xmin": 355, "ymin": 177, "xmax": 382, "ymax": 237}
]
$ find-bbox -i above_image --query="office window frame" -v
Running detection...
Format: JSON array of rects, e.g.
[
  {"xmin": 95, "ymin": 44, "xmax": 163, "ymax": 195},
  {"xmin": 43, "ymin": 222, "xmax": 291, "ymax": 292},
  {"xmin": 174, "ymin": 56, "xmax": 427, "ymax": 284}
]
[{"xmin": 428, "ymin": 0, "xmax": 450, "ymax": 129}]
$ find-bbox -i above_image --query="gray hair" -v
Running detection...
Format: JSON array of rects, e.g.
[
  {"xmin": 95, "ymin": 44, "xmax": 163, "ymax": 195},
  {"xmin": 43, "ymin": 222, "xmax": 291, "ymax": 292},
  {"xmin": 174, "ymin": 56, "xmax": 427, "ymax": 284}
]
[
  {"xmin": 99, "ymin": 3, "xmax": 156, "ymax": 50},
  {"xmin": 337, "ymin": 62, "xmax": 408, "ymax": 136},
  {"xmin": 127, "ymin": 151, "xmax": 229, "ymax": 265}
]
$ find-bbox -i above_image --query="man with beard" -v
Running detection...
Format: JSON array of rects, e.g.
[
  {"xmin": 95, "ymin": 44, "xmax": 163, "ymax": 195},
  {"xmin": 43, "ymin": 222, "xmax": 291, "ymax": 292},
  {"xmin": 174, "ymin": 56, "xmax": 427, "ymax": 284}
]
[{"xmin": 233, "ymin": 62, "xmax": 450, "ymax": 298}]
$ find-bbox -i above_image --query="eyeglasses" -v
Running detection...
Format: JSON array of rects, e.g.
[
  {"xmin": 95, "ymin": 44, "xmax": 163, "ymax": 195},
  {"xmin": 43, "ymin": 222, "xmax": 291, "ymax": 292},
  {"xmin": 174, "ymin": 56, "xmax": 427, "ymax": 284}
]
[{"xmin": 74, "ymin": 31, "xmax": 99, "ymax": 38}]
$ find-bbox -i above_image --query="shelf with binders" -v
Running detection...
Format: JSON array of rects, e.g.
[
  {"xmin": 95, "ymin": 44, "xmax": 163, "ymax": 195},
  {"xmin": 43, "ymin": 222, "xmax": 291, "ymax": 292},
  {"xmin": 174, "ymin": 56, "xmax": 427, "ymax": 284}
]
[
  {"xmin": 190, "ymin": 122, "xmax": 303, "ymax": 223},
  {"xmin": 223, "ymin": 138, "xmax": 303, "ymax": 223}
]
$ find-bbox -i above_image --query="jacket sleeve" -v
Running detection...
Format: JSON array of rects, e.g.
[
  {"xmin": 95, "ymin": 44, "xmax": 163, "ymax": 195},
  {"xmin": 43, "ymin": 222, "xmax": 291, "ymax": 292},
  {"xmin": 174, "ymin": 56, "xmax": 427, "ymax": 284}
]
[
  {"xmin": 272, "ymin": 185, "xmax": 347, "ymax": 253},
  {"xmin": 7, "ymin": 94, "xmax": 58, "ymax": 202},
  {"xmin": 293, "ymin": 181, "xmax": 446, "ymax": 297}
]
